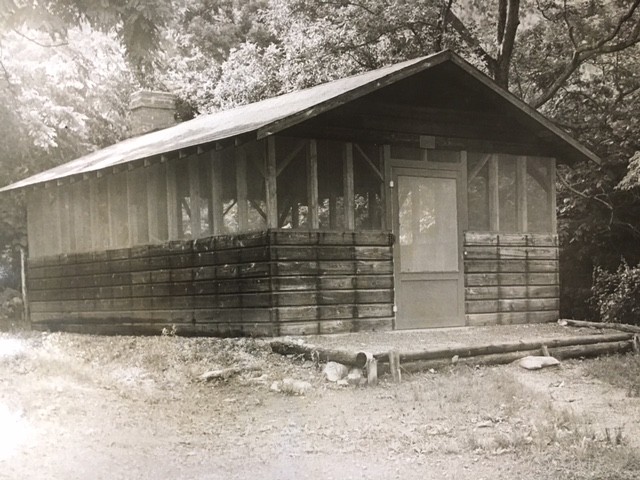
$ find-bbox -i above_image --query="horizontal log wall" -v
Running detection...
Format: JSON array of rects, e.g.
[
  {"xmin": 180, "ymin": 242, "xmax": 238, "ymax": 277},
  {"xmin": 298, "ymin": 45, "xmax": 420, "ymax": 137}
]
[
  {"xmin": 464, "ymin": 232, "xmax": 559, "ymax": 326},
  {"xmin": 27, "ymin": 230, "xmax": 394, "ymax": 336}
]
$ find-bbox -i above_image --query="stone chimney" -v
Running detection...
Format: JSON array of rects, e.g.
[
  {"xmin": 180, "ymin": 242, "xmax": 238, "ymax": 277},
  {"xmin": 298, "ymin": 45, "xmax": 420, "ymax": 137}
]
[{"xmin": 129, "ymin": 90, "xmax": 177, "ymax": 137}]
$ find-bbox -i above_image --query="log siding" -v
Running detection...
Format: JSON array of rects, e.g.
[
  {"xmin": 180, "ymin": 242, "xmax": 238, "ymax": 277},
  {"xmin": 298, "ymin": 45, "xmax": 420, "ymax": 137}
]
[
  {"xmin": 464, "ymin": 232, "xmax": 559, "ymax": 326},
  {"xmin": 27, "ymin": 230, "xmax": 394, "ymax": 336}
]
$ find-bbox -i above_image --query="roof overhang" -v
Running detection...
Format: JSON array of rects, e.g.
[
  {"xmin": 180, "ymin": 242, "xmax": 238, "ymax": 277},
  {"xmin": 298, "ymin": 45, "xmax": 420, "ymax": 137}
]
[{"xmin": 0, "ymin": 50, "xmax": 599, "ymax": 193}]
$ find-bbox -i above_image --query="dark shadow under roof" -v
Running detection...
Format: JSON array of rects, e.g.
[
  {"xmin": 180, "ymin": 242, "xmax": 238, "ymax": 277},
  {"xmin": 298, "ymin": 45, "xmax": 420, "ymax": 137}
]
[{"xmin": 0, "ymin": 50, "xmax": 599, "ymax": 193}]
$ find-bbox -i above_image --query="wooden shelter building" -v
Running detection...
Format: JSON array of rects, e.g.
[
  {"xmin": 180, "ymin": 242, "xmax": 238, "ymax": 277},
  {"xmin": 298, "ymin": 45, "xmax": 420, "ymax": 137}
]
[{"xmin": 1, "ymin": 50, "xmax": 600, "ymax": 336}]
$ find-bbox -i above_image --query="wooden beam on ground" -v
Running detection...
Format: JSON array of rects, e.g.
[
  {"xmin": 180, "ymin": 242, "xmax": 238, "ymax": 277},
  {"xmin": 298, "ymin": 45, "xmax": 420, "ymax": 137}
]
[
  {"xmin": 375, "ymin": 332, "xmax": 634, "ymax": 363},
  {"xmin": 270, "ymin": 340, "xmax": 368, "ymax": 368},
  {"xmin": 559, "ymin": 318, "xmax": 640, "ymax": 334},
  {"xmin": 399, "ymin": 340, "xmax": 634, "ymax": 372}
]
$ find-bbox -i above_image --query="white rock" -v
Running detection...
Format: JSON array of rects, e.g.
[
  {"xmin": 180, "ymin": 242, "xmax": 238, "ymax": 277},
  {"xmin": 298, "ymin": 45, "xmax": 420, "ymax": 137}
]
[
  {"xmin": 518, "ymin": 355, "xmax": 561, "ymax": 370},
  {"xmin": 323, "ymin": 361, "xmax": 349, "ymax": 382},
  {"xmin": 281, "ymin": 378, "xmax": 312, "ymax": 395}
]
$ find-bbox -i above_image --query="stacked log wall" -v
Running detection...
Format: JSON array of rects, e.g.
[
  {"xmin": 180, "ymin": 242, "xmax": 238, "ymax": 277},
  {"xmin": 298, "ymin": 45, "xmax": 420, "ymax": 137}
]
[
  {"xmin": 27, "ymin": 230, "xmax": 394, "ymax": 336},
  {"xmin": 464, "ymin": 232, "xmax": 559, "ymax": 326}
]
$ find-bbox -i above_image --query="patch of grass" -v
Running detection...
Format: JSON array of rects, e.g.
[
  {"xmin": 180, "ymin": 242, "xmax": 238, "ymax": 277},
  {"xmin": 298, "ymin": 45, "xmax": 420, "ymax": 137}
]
[{"xmin": 585, "ymin": 353, "xmax": 640, "ymax": 397}]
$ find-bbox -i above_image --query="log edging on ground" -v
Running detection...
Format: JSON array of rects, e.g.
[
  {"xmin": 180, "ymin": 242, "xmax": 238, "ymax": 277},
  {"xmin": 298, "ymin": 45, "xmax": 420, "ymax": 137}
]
[
  {"xmin": 270, "ymin": 331, "xmax": 638, "ymax": 374},
  {"xmin": 560, "ymin": 318, "xmax": 640, "ymax": 334}
]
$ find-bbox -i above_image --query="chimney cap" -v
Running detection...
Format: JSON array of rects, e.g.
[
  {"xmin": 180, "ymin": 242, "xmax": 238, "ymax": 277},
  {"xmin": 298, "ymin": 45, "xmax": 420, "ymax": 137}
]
[{"xmin": 130, "ymin": 90, "xmax": 176, "ymax": 110}]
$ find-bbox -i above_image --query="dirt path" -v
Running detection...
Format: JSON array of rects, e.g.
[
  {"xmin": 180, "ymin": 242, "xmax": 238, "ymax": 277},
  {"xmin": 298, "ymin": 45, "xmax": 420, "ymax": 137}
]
[{"xmin": 1, "ymin": 332, "xmax": 638, "ymax": 480}]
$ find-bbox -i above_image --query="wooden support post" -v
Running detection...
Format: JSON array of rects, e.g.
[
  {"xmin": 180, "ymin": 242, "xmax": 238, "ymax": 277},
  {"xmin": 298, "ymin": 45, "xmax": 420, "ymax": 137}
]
[
  {"xmin": 103, "ymin": 179, "xmax": 112, "ymax": 249},
  {"xmin": 89, "ymin": 178, "xmax": 99, "ymax": 250},
  {"xmin": 632, "ymin": 335, "xmax": 640, "ymax": 355},
  {"xmin": 388, "ymin": 349, "xmax": 401, "ymax": 383},
  {"xmin": 147, "ymin": 164, "xmax": 160, "ymax": 242},
  {"xmin": 488, "ymin": 155, "xmax": 499, "ymax": 232},
  {"xmin": 359, "ymin": 352, "xmax": 378, "ymax": 386},
  {"xmin": 188, "ymin": 156, "xmax": 201, "ymax": 238},
  {"xmin": 383, "ymin": 144, "xmax": 392, "ymax": 231},
  {"xmin": 516, "ymin": 156, "xmax": 527, "ymax": 233},
  {"xmin": 266, "ymin": 136, "xmax": 278, "ymax": 228},
  {"xmin": 307, "ymin": 139, "xmax": 319, "ymax": 229},
  {"xmin": 236, "ymin": 147, "xmax": 249, "ymax": 231},
  {"xmin": 166, "ymin": 161, "xmax": 179, "ymax": 240},
  {"xmin": 19, "ymin": 246, "xmax": 29, "ymax": 326},
  {"xmin": 460, "ymin": 150, "xmax": 469, "ymax": 232},
  {"xmin": 126, "ymin": 170, "xmax": 137, "ymax": 246},
  {"xmin": 541, "ymin": 345, "xmax": 550, "ymax": 357},
  {"xmin": 549, "ymin": 158, "xmax": 557, "ymax": 234},
  {"xmin": 344, "ymin": 142, "xmax": 355, "ymax": 230},
  {"xmin": 210, "ymin": 150, "xmax": 224, "ymax": 235}
]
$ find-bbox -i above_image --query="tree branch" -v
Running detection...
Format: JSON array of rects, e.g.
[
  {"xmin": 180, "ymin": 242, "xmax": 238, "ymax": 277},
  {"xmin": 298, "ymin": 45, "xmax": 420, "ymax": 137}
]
[
  {"xmin": 495, "ymin": 0, "xmax": 520, "ymax": 87},
  {"xmin": 557, "ymin": 170, "xmax": 613, "ymax": 211},
  {"xmin": 497, "ymin": 0, "xmax": 507, "ymax": 44},
  {"xmin": 531, "ymin": 0, "xmax": 640, "ymax": 108},
  {"xmin": 444, "ymin": 10, "xmax": 496, "ymax": 75},
  {"xmin": 435, "ymin": 0, "xmax": 454, "ymax": 51},
  {"xmin": 11, "ymin": 28, "xmax": 68, "ymax": 48}
]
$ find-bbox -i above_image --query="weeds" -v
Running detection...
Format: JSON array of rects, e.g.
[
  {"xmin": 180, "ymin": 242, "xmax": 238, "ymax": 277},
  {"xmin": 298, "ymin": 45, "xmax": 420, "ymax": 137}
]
[{"xmin": 585, "ymin": 353, "xmax": 640, "ymax": 397}]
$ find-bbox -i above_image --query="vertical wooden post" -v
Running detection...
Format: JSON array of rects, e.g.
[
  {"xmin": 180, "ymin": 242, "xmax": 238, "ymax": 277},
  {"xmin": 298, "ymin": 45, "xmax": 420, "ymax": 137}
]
[
  {"xmin": 147, "ymin": 164, "xmax": 159, "ymax": 243},
  {"xmin": 383, "ymin": 144, "xmax": 392, "ymax": 232},
  {"xmin": 166, "ymin": 161, "xmax": 179, "ymax": 240},
  {"xmin": 19, "ymin": 246, "xmax": 29, "ymax": 326},
  {"xmin": 488, "ymin": 155, "xmax": 499, "ymax": 232},
  {"xmin": 388, "ymin": 349, "xmax": 401, "ymax": 383},
  {"xmin": 516, "ymin": 156, "xmax": 528, "ymax": 233},
  {"xmin": 236, "ymin": 146, "xmax": 249, "ymax": 231},
  {"xmin": 266, "ymin": 137, "xmax": 278, "ymax": 229},
  {"xmin": 344, "ymin": 142, "xmax": 355, "ymax": 230},
  {"xmin": 25, "ymin": 190, "xmax": 38, "ymax": 258},
  {"xmin": 89, "ymin": 178, "xmax": 99, "ymax": 250},
  {"xmin": 210, "ymin": 150, "xmax": 224, "ymax": 235},
  {"xmin": 459, "ymin": 150, "xmax": 469, "ymax": 232},
  {"xmin": 188, "ymin": 156, "xmax": 201, "ymax": 238},
  {"xmin": 104, "ymin": 179, "xmax": 112, "ymax": 249},
  {"xmin": 549, "ymin": 158, "xmax": 557, "ymax": 234},
  {"xmin": 363, "ymin": 352, "xmax": 378, "ymax": 386},
  {"xmin": 126, "ymin": 171, "xmax": 137, "ymax": 246},
  {"xmin": 377, "ymin": 145, "xmax": 387, "ymax": 230},
  {"xmin": 307, "ymin": 139, "xmax": 319, "ymax": 229}
]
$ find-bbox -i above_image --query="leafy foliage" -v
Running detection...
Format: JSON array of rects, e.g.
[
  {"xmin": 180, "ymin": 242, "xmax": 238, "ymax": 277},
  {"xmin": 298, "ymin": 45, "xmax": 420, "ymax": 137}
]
[{"xmin": 591, "ymin": 260, "xmax": 640, "ymax": 325}]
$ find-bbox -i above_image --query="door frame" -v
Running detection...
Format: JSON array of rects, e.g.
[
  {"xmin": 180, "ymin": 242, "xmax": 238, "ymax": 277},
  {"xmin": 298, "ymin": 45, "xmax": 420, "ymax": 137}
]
[{"xmin": 387, "ymin": 151, "xmax": 468, "ymax": 329}]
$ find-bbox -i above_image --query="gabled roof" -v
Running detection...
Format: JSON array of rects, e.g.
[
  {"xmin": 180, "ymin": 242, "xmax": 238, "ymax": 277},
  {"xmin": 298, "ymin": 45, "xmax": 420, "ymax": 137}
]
[{"xmin": 0, "ymin": 50, "xmax": 599, "ymax": 192}]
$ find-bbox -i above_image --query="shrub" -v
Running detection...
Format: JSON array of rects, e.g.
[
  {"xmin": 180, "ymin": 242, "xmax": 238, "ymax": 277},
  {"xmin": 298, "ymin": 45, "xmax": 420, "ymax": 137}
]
[{"xmin": 591, "ymin": 259, "xmax": 640, "ymax": 325}]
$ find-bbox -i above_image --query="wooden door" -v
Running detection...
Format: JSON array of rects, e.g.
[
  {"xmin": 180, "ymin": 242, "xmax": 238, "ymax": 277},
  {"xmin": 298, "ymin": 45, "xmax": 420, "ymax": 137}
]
[{"xmin": 392, "ymin": 167, "xmax": 465, "ymax": 329}]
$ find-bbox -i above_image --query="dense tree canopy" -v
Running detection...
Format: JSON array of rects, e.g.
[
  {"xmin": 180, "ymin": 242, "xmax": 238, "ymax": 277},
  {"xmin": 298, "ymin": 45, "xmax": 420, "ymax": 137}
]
[{"xmin": 3, "ymin": 0, "xmax": 640, "ymax": 318}]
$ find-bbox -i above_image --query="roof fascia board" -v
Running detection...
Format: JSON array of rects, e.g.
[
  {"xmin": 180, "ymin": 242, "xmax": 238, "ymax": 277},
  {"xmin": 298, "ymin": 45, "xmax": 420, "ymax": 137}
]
[
  {"xmin": 447, "ymin": 55, "xmax": 600, "ymax": 165},
  {"xmin": 256, "ymin": 50, "xmax": 453, "ymax": 140}
]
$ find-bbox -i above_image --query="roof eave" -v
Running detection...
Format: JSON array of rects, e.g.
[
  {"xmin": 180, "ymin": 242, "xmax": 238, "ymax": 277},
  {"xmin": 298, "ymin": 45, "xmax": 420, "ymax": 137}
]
[
  {"xmin": 446, "ymin": 55, "xmax": 601, "ymax": 166},
  {"xmin": 256, "ymin": 50, "xmax": 454, "ymax": 140}
]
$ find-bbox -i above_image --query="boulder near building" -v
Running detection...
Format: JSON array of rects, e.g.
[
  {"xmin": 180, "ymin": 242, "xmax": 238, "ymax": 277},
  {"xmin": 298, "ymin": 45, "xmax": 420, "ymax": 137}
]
[{"xmin": 2, "ymin": 51, "xmax": 599, "ymax": 336}]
